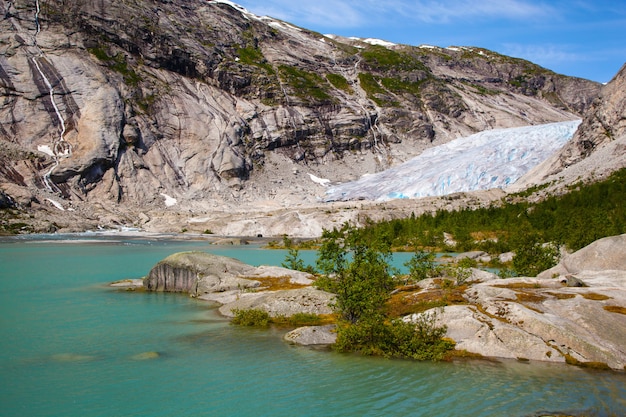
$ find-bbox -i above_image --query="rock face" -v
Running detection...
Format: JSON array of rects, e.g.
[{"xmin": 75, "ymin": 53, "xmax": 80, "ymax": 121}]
[
  {"xmin": 143, "ymin": 251, "xmax": 333, "ymax": 317},
  {"xmin": 0, "ymin": 0, "xmax": 602, "ymax": 235},
  {"xmin": 513, "ymin": 63, "xmax": 626, "ymax": 193}
]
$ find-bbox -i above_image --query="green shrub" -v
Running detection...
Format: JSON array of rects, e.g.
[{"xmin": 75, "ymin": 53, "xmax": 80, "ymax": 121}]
[
  {"xmin": 287, "ymin": 313, "xmax": 323, "ymax": 326},
  {"xmin": 231, "ymin": 309, "xmax": 270, "ymax": 327},
  {"xmin": 316, "ymin": 224, "xmax": 453, "ymax": 360},
  {"xmin": 456, "ymin": 257, "xmax": 477, "ymax": 269},
  {"xmin": 512, "ymin": 235, "xmax": 560, "ymax": 277},
  {"xmin": 334, "ymin": 311, "xmax": 454, "ymax": 360}
]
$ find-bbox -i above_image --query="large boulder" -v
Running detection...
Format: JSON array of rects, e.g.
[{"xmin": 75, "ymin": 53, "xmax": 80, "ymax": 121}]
[
  {"xmin": 143, "ymin": 251, "xmax": 260, "ymax": 296},
  {"xmin": 539, "ymin": 233, "xmax": 626, "ymax": 278},
  {"xmin": 284, "ymin": 325, "xmax": 337, "ymax": 346}
]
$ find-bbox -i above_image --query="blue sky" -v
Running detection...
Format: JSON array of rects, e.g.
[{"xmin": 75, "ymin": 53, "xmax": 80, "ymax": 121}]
[{"xmin": 234, "ymin": 0, "xmax": 626, "ymax": 84}]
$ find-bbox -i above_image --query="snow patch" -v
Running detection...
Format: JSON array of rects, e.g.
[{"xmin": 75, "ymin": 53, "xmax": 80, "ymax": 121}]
[
  {"xmin": 325, "ymin": 121, "xmax": 581, "ymax": 202},
  {"xmin": 362, "ymin": 38, "xmax": 396, "ymax": 47},
  {"xmin": 160, "ymin": 193, "xmax": 178, "ymax": 207},
  {"xmin": 46, "ymin": 198, "xmax": 64, "ymax": 211},
  {"xmin": 266, "ymin": 20, "xmax": 302, "ymax": 32},
  {"xmin": 308, "ymin": 173, "xmax": 331, "ymax": 186},
  {"xmin": 38, "ymin": 145, "xmax": 55, "ymax": 156},
  {"xmin": 210, "ymin": 0, "xmax": 256, "ymax": 19}
]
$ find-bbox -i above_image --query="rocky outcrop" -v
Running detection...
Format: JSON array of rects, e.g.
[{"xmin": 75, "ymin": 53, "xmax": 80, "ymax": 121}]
[
  {"xmin": 1, "ymin": 0, "xmax": 601, "ymax": 234},
  {"xmin": 407, "ymin": 235, "xmax": 626, "ymax": 370},
  {"xmin": 142, "ymin": 251, "xmax": 333, "ymax": 317},
  {"xmin": 143, "ymin": 251, "xmax": 260, "ymax": 295},
  {"xmin": 218, "ymin": 287, "xmax": 335, "ymax": 318}
]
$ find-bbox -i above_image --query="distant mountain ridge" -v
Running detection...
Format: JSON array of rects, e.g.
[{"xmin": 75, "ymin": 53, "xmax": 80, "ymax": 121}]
[{"xmin": 0, "ymin": 0, "xmax": 618, "ymax": 235}]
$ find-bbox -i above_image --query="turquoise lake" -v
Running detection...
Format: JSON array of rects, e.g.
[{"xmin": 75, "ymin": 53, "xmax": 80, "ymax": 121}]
[{"xmin": 1, "ymin": 235, "xmax": 624, "ymax": 417}]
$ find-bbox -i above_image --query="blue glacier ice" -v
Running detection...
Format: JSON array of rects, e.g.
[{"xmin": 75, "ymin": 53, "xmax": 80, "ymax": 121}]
[{"xmin": 325, "ymin": 120, "xmax": 581, "ymax": 202}]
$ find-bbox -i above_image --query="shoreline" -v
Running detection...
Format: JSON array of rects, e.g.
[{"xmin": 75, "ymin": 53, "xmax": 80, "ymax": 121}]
[{"xmin": 0, "ymin": 230, "xmax": 280, "ymax": 245}]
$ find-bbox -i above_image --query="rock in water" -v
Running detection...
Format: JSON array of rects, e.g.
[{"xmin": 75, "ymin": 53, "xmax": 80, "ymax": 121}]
[
  {"xmin": 143, "ymin": 252, "xmax": 260, "ymax": 296},
  {"xmin": 284, "ymin": 325, "xmax": 337, "ymax": 346}
]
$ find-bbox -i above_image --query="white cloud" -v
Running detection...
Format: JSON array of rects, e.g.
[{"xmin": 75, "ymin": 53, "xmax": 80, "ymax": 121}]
[
  {"xmin": 237, "ymin": 0, "xmax": 556, "ymax": 28},
  {"xmin": 403, "ymin": 0, "xmax": 556, "ymax": 23},
  {"xmin": 502, "ymin": 43, "xmax": 584, "ymax": 66}
]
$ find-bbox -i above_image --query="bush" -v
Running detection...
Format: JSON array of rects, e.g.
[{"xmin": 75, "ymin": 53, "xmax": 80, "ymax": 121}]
[
  {"xmin": 231, "ymin": 309, "xmax": 270, "ymax": 327},
  {"xmin": 287, "ymin": 313, "xmax": 323, "ymax": 326},
  {"xmin": 281, "ymin": 235, "xmax": 315, "ymax": 273},
  {"xmin": 334, "ymin": 311, "xmax": 454, "ymax": 360}
]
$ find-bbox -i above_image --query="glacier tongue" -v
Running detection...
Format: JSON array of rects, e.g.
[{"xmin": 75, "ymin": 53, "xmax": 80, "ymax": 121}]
[{"xmin": 325, "ymin": 120, "xmax": 581, "ymax": 202}]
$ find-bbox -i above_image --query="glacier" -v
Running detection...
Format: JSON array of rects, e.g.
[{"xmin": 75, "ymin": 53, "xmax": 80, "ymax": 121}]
[{"xmin": 325, "ymin": 120, "xmax": 581, "ymax": 202}]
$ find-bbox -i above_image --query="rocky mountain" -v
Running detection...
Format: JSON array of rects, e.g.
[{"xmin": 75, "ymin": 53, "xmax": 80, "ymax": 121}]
[
  {"xmin": 512, "ymin": 63, "xmax": 626, "ymax": 194},
  {"xmin": 0, "ymin": 0, "xmax": 606, "ymax": 234}
]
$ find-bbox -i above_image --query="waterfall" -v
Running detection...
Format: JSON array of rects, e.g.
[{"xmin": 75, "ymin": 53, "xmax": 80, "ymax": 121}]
[{"xmin": 31, "ymin": 0, "xmax": 72, "ymax": 193}]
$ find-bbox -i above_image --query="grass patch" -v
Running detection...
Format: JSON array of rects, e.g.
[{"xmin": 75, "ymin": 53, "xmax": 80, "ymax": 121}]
[
  {"xmin": 278, "ymin": 65, "xmax": 334, "ymax": 104},
  {"xmin": 272, "ymin": 313, "xmax": 335, "ymax": 327},
  {"xmin": 603, "ymin": 305, "xmax": 626, "ymax": 315},
  {"xmin": 360, "ymin": 45, "xmax": 428, "ymax": 72},
  {"xmin": 514, "ymin": 290, "xmax": 547, "ymax": 303},
  {"xmin": 232, "ymin": 309, "xmax": 335, "ymax": 328},
  {"xmin": 564, "ymin": 354, "xmax": 611, "ymax": 370},
  {"xmin": 236, "ymin": 45, "xmax": 274, "ymax": 74},
  {"xmin": 243, "ymin": 275, "xmax": 309, "ymax": 291},
  {"xmin": 231, "ymin": 308, "xmax": 270, "ymax": 327},
  {"xmin": 326, "ymin": 73, "xmax": 353, "ymax": 93},
  {"xmin": 88, "ymin": 47, "xmax": 141, "ymax": 86},
  {"xmin": 581, "ymin": 292, "xmax": 611, "ymax": 301},
  {"xmin": 357, "ymin": 73, "xmax": 398, "ymax": 106},
  {"xmin": 546, "ymin": 292, "xmax": 577, "ymax": 300},
  {"xmin": 386, "ymin": 283, "xmax": 467, "ymax": 318}
]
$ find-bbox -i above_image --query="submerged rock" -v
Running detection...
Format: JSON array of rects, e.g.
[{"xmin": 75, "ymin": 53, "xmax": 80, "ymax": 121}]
[{"xmin": 131, "ymin": 351, "xmax": 160, "ymax": 361}]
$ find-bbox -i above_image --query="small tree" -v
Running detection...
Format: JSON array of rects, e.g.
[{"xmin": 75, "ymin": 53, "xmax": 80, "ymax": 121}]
[
  {"xmin": 512, "ymin": 233, "xmax": 560, "ymax": 277},
  {"xmin": 315, "ymin": 224, "xmax": 453, "ymax": 360},
  {"xmin": 404, "ymin": 249, "xmax": 440, "ymax": 282},
  {"xmin": 316, "ymin": 224, "xmax": 395, "ymax": 324},
  {"xmin": 281, "ymin": 235, "xmax": 313, "ymax": 273}
]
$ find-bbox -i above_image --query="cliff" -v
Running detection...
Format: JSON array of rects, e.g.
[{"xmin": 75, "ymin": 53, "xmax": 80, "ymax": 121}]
[{"xmin": 0, "ymin": 0, "xmax": 603, "ymax": 235}]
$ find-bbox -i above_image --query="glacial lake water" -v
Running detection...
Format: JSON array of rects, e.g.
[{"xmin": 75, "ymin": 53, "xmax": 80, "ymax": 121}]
[{"xmin": 1, "ymin": 235, "xmax": 624, "ymax": 417}]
